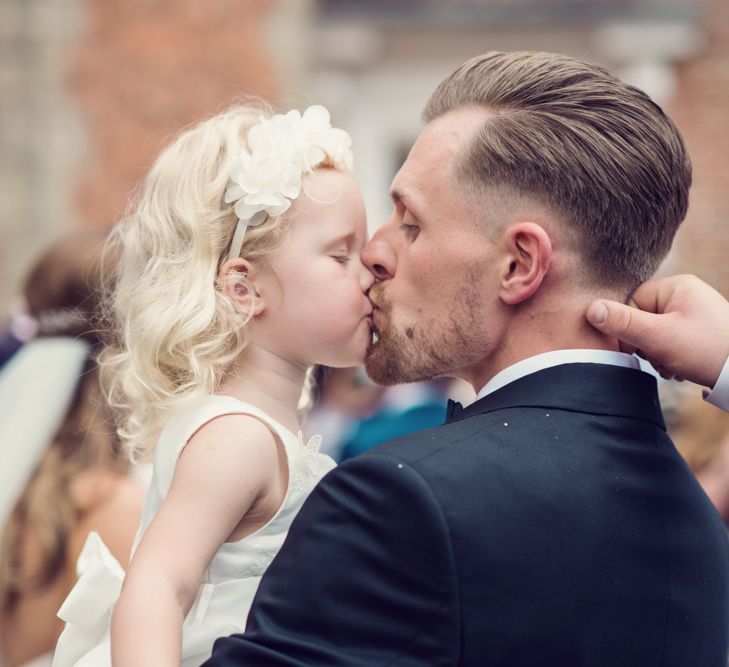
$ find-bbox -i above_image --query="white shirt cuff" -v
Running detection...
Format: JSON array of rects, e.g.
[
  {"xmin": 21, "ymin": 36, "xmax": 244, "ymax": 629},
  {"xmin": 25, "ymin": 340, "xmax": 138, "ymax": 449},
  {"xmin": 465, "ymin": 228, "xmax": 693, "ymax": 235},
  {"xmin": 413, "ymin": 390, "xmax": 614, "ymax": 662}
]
[{"xmin": 704, "ymin": 355, "xmax": 729, "ymax": 412}]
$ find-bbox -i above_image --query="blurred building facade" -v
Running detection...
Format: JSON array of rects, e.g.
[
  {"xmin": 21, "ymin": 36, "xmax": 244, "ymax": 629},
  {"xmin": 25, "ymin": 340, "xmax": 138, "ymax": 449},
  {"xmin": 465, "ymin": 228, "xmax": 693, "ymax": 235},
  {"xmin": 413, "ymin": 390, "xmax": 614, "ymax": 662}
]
[
  {"xmin": 670, "ymin": 0, "xmax": 729, "ymax": 297},
  {"xmin": 1, "ymin": 0, "xmax": 728, "ymax": 312},
  {"xmin": 0, "ymin": 0, "xmax": 289, "ymax": 310}
]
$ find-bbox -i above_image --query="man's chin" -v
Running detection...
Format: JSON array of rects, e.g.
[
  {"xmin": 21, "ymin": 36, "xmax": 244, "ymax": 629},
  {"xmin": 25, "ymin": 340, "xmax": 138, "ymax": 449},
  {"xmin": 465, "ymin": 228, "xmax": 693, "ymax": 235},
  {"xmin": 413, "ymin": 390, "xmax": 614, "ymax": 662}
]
[
  {"xmin": 365, "ymin": 337, "xmax": 431, "ymax": 386},
  {"xmin": 363, "ymin": 342, "xmax": 387, "ymax": 384}
]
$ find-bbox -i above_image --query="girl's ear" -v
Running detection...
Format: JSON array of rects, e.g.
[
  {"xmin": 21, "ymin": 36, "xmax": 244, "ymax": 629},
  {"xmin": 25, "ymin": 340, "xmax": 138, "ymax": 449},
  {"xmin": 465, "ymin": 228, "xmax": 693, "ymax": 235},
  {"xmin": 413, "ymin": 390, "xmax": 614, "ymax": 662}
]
[
  {"xmin": 498, "ymin": 222, "xmax": 552, "ymax": 306},
  {"xmin": 218, "ymin": 258, "xmax": 266, "ymax": 317}
]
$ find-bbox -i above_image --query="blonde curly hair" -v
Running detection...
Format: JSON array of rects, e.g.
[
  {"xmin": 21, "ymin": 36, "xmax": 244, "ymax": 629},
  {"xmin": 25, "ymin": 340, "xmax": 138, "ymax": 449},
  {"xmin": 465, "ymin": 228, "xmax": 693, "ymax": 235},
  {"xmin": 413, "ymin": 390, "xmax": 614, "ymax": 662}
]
[{"xmin": 101, "ymin": 102, "xmax": 339, "ymax": 463}]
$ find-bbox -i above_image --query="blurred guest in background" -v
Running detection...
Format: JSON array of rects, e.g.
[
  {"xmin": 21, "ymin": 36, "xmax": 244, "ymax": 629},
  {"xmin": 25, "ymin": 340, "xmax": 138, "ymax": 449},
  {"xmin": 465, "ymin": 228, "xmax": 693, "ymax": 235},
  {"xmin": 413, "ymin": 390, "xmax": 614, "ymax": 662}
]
[
  {"xmin": 0, "ymin": 304, "xmax": 36, "ymax": 371},
  {"xmin": 306, "ymin": 367, "xmax": 470, "ymax": 462},
  {"xmin": 338, "ymin": 379, "xmax": 448, "ymax": 461},
  {"xmin": 663, "ymin": 383, "xmax": 729, "ymax": 527},
  {"xmin": 0, "ymin": 233, "xmax": 143, "ymax": 667},
  {"xmin": 304, "ymin": 367, "xmax": 385, "ymax": 460}
]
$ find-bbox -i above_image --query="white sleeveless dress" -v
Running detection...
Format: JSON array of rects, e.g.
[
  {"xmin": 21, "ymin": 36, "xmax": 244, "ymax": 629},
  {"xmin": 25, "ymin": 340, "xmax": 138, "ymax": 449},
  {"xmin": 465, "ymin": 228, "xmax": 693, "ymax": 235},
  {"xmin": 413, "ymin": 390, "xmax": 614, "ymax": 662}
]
[{"xmin": 52, "ymin": 395, "xmax": 336, "ymax": 667}]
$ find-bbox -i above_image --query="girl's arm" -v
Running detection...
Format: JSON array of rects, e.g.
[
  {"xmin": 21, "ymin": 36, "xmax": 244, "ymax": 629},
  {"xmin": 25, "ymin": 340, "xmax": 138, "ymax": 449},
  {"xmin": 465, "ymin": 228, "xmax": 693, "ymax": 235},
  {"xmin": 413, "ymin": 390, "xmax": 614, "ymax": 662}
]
[{"xmin": 110, "ymin": 414, "xmax": 284, "ymax": 667}]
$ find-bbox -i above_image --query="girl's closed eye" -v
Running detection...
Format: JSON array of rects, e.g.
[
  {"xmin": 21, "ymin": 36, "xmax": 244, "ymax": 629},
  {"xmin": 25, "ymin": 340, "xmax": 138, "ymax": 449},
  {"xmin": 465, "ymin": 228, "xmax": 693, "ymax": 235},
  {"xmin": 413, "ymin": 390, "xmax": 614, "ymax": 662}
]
[{"xmin": 330, "ymin": 248, "xmax": 350, "ymax": 264}]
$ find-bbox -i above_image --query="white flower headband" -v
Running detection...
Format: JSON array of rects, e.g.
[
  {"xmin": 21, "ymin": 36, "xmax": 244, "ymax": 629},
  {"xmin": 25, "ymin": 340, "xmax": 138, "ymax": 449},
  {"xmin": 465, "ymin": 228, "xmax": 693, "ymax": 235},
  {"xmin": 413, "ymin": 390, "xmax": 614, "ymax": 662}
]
[{"xmin": 224, "ymin": 105, "xmax": 353, "ymax": 261}]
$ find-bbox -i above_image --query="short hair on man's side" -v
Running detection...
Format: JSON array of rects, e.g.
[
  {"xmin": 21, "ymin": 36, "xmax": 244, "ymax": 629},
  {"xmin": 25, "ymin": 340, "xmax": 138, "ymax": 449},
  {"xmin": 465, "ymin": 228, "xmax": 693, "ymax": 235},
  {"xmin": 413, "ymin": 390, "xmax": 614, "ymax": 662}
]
[{"xmin": 424, "ymin": 51, "xmax": 691, "ymax": 290}]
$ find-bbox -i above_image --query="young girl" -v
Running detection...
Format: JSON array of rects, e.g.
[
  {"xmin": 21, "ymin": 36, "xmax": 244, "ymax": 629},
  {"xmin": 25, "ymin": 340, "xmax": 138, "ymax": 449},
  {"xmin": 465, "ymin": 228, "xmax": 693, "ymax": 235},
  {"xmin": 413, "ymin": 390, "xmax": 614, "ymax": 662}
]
[{"xmin": 52, "ymin": 103, "xmax": 374, "ymax": 666}]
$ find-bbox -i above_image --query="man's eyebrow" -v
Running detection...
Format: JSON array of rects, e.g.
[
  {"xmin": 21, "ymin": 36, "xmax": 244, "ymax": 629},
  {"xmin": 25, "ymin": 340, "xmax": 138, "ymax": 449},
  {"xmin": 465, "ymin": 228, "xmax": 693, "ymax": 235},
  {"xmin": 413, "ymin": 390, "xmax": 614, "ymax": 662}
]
[
  {"xmin": 390, "ymin": 188, "xmax": 415, "ymax": 209},
  {"xmin": 390, "ymin": 188, "xmax": 421, "ymax": 219},
  {"xmin": 390, "ymin": 188, "xmax": 403, "ymax": 204}
]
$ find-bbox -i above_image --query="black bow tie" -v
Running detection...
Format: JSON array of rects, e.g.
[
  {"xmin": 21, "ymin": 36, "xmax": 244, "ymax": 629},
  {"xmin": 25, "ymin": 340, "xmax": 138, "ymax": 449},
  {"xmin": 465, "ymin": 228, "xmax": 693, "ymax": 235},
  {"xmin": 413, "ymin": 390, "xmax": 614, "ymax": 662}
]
[{"xmin": 445, "ymin": 398, "xmax": 464, "ymax": 423}]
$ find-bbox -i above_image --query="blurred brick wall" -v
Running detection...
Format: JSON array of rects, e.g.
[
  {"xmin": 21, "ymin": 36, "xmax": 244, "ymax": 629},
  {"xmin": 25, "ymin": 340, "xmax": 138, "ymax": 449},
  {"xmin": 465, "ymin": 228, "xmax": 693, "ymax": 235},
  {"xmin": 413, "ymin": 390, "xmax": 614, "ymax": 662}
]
[
  {"xmin": 71, "ymin": 0, "xmax": 280, "ymax": 230},
  {"xmin": 0, "ymin": 0, "xmax": 85, "ymax": 313},
  {"xmin": 670, "ymin": 0, "xmax": 729, "ymax": 297}
]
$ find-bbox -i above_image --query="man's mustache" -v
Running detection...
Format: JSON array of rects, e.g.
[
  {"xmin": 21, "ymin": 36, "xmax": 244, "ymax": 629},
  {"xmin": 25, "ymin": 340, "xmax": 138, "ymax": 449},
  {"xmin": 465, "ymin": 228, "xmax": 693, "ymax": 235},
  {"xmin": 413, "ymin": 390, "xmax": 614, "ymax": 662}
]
[{"xmin": 368, "ymin": 283, "xmax": 390, "ymax": 313}]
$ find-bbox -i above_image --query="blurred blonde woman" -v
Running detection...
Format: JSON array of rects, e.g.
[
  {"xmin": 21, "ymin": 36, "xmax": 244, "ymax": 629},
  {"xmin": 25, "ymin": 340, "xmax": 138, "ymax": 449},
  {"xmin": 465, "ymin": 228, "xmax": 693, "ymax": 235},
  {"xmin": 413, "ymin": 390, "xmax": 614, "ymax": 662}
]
[{"xmin": 0, "ymin": 233, "xmax": 144, "ymax": 667}]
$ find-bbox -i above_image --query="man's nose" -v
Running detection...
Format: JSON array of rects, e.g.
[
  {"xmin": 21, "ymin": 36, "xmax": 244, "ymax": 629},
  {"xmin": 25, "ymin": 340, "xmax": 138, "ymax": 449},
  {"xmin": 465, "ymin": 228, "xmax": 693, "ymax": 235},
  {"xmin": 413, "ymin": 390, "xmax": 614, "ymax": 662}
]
[
  {"xmin": 359, "ymin": 261, "xmax": 376, "ymax": 293},
  {"xmin": 361, "ymin": 227, "xmax": 396, "ymax": 281}
]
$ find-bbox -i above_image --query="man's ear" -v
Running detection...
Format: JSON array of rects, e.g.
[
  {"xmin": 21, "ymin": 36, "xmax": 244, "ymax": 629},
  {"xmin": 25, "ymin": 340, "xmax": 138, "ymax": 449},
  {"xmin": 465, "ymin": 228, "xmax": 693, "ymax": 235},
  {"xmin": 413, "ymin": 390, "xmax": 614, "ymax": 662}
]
[
  {"xmin": 218, "ymin": 258, "xmax": 266, "ymax": 317},
  {"xmin": 499, "ymin": 222, "xmax": 552, "ymax": 306}
]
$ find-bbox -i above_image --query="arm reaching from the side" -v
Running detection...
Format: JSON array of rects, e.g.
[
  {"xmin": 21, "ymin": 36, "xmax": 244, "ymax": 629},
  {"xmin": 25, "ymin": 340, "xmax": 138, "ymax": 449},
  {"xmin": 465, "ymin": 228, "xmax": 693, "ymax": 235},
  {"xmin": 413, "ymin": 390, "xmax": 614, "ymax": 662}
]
[
  {"xmin": 203, "ymin": 453, "xmax": 459, "ymax": 667},
  {"xmin": 586, "ymin": 274, "xmax": 729, "ymax": 389}
]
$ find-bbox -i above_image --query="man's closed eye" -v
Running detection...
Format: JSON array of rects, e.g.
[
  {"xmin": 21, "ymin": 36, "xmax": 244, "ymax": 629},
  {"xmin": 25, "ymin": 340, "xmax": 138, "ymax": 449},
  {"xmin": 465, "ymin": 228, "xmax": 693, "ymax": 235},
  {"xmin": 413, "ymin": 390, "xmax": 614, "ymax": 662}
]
[{"xmin": 401, "ymin": 224, "xmax": 420, "ymax": 241}]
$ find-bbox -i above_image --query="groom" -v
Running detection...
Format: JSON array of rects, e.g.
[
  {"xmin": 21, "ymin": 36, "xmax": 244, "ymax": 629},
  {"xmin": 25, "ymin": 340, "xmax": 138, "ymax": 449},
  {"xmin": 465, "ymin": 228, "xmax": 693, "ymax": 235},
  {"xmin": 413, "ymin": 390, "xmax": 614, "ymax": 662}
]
[{"xmin": 206, "ymin": 52, "xmax": 729, "ymax": 665}]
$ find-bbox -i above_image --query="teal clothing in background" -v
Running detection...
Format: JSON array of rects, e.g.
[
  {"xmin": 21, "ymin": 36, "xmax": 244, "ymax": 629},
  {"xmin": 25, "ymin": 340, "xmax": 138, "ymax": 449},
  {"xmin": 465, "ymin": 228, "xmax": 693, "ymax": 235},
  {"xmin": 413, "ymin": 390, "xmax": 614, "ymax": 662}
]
[{"xmin": 340, "ymin": 402, "xmax": 446, "ymax": 461}]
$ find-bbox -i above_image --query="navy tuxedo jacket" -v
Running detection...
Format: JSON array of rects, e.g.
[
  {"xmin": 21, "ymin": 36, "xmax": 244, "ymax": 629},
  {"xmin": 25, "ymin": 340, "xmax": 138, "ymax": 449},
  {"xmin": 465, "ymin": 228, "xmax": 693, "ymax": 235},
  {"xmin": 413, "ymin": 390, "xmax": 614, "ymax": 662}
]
[{"xmin": 205, "ymin": 363, "xmax": 729, "ymax": 666}]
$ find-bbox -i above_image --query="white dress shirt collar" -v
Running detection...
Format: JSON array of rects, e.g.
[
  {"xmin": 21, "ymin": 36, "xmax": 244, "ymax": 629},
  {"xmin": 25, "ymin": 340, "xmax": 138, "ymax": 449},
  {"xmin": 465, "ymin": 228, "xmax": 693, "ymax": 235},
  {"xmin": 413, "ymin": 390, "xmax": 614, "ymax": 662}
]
[{"xmin": 475, "ymin": 349, "xmax": 643, "ymax": 401}]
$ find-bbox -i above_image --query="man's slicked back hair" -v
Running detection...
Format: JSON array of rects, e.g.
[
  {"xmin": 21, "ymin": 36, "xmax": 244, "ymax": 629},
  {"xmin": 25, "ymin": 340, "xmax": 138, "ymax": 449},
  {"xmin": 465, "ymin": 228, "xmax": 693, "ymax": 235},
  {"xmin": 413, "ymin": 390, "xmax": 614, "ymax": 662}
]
[{"xmin": 424, "ymin": 51, "xmax": 691, "ymax": 290}]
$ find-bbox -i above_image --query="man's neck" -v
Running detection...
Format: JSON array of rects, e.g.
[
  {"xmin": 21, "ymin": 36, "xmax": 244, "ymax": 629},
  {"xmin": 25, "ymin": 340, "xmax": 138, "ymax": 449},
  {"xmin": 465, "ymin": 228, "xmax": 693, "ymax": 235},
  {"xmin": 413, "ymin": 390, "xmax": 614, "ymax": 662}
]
[{"xmin": 463, "ymin": 303, "xmax": 621, "ymax": 393}]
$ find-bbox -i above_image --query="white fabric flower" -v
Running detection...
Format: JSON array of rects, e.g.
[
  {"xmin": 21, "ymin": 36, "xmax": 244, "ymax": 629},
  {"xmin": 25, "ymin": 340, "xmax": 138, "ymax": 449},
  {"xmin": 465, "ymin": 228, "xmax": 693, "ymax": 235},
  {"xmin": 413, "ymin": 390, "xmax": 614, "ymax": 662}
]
[
  {"xmin": 224, "ymin": 104, "xmax": 354, "ymax": 261},
  {"xmin": 225, "ymin": 152, "xmax": 301, "ymax": 227},
  {"xmin": 298, "ymin": 105, "xmax": 353, "ymax": 171}
]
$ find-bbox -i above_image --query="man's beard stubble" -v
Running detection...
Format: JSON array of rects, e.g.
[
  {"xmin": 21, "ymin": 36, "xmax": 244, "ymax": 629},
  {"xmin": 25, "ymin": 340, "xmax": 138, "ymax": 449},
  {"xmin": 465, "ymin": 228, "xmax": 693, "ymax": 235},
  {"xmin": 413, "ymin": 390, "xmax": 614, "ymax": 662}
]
[{"xmin": 365, "ymin": 274, "xmax": 484, "ymax": 386}]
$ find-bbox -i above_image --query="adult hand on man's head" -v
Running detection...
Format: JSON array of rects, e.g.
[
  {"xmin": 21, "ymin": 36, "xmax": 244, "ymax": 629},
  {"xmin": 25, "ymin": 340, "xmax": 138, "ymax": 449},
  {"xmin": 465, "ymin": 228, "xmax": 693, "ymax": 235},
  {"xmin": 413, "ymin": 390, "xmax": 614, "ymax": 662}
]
[{"xmin": 586, "ymin": 274, "xmax": 729, "ymax": 388}]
